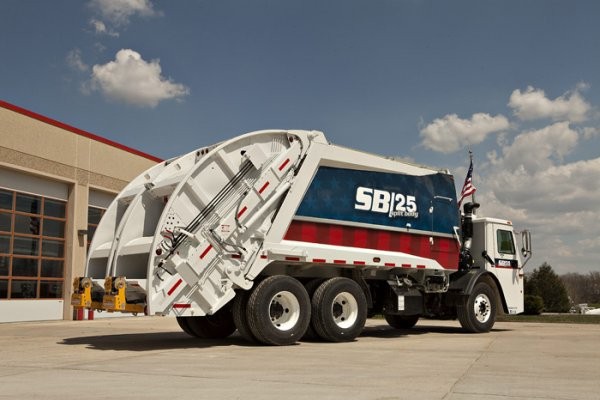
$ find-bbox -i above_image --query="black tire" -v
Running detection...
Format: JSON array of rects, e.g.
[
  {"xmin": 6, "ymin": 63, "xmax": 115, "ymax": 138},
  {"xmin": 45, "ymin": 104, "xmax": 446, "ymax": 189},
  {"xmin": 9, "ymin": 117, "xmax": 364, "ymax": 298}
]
[
  {"xmin": 232, "ymin": 289, "xmax": 257, "ymax": 343},
  {"xmin": 457, "ymin": 281, "xmax": 497, "ymax": 333},
  {"xmin": 181, "ymin": 306, "xmax": 237, "ymax": 339},
  {"xmin": 302, "ymin": 279, "xmax": 325, "ymax": 340},
  {"xmin": 176, "ymin": 316, "xmax": 195, "ymax": 336},
  {"xmin": 384, "ymin": 314, "xmax": 419, "ymax": 329},
  {"xmin": 312, "ymin": 277, "xmax": 367, "ymax": 342},
  {"xmin": 246, "ymin": 275, "xmax": 311, "ymax": 346}
]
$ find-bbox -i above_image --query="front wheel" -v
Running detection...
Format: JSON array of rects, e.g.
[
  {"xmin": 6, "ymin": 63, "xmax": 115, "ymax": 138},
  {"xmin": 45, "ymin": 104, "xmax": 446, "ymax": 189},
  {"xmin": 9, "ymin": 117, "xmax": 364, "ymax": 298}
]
[{"xmin": 457, "ymin": 281, "xmax": 497, "ymax": 333}]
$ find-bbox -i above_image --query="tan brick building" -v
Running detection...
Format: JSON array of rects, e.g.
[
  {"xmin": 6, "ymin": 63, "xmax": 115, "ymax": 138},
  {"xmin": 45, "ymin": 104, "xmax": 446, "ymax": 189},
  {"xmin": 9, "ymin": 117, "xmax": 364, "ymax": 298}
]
[{"xmin": 0, "ymin": 100, "xmax": 160, "ymax": 322}]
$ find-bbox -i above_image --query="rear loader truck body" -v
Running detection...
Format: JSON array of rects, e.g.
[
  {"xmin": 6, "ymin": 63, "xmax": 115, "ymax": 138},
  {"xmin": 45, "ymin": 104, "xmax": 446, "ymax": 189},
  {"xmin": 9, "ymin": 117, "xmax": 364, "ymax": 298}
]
[{"xmin": 72, "ymin": 130, "xmax": 531, "ymax": 345}]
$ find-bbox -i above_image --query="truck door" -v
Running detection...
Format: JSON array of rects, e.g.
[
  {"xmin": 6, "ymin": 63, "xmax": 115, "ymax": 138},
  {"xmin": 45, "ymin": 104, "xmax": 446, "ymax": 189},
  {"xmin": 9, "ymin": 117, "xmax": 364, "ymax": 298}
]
[{"xmin": 489, "ymin": 224, "xmax": 524, "ymax": 314}]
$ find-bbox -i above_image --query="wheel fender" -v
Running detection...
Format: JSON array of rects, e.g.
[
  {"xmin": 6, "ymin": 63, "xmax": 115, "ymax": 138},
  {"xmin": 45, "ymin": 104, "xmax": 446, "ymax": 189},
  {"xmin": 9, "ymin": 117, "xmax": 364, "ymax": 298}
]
[
  {"xmin": 449, "ymin": 269, "xmax": 488, "ymax": 294},
  {"xmin": 449, "ymin": 269, "xmax": 507, "ymax": 313}
]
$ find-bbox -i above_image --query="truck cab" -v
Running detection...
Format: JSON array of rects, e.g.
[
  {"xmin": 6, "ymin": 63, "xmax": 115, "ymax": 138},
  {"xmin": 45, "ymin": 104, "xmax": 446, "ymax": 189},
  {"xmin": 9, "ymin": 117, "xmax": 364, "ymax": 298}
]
[{"xmin": 471, "ymin": 217, "xmax": 530, "ymax": 315}]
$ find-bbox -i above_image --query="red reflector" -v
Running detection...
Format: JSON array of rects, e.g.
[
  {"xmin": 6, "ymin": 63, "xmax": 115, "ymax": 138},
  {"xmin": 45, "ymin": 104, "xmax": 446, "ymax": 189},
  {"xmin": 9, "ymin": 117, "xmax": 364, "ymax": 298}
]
[
  {"xmin": 285, "ymin": 256, "xmax": 301, "ymax": 261},
  {"xmin": 385, "ymin": 263, "xmax": 396, "ymax": 267},
  {"xmin": 417, "ymin": 265, "xmax": 426, "ymax": 269},
  {"xmin": 278, "ymin": 158, "xmax": 290, "ymax": 171},
  {"xmin": 200, "ymin": 245, "xmax": 213, "ymax": 259},
  {"xmin": 402, "ymin": 264, "xmax": 411, "ymax": 268},
  {"xmin": 333, "ymin": 260, "xmax": 346, "ymax": 264},
  {"xmin": 353, "ymin": 261, "xmax": 366, "ymax": 265},
  {"xmin": 260, "ymin": 255, "xmax": 268, "ymax": 259},
  {"xmin": 258, "ymin": 181, "xmax": 270, "ymax": 194},
  {"xmin": 237, "ymin": 206, "xmax": 248, "ymax": 218},
  {"xmin": 173, "ymin": 304, "xmax": 191, "ymax": 309},
  {"xmin": 312, "ymin": 258, "xmax": 326, "ymax": 263},
  {"xmin": 167, "ymin": 279, "xmax": 183, "ymax": 296}
]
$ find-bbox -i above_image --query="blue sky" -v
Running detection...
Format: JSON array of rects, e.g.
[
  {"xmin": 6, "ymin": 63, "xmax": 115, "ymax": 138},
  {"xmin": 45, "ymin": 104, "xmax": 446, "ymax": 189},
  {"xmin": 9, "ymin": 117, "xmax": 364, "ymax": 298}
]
[{"xmin": 1, "ymin": 0, "xmax": 599, "ymax": 274}]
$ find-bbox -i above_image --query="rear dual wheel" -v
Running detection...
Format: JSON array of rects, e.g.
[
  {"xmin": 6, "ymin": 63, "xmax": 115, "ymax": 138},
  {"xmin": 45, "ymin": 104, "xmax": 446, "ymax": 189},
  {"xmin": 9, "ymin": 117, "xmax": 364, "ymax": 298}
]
[
  {"xmin": 311, "ymin": 277, "xmax": 367, "ymax": 342},
  {"xmin": 232, "ymin": 288, "xmax": 257, "ymax": 342},
  {"xmin": 384, "ymin": 314, "xmax": 419, "ymax": 329},
  {"xmin": 176, "ymin": 305, "xmax": 237, "ymax": 339},
  {"xmin": 246, "ymin": 275, "xmax": 311, "ymax": 346},
  {"xmin": 302, "ymin": 279, "xmax": 325, "ymax": 340},
  {"xmin": 233, "ymin": 276, "xmax": 368, "ymax": 345}
]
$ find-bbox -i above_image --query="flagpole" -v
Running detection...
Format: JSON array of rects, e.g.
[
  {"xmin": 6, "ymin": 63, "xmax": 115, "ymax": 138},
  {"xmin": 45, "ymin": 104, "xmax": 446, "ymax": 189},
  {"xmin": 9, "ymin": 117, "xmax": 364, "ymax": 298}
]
[
  {"xmin": 458, "ymin": 148, "xmax": 476, "ymax": 211},
  {"xmin": 468, "ymin": 149, "xmax": 475, "ymax": 205}
]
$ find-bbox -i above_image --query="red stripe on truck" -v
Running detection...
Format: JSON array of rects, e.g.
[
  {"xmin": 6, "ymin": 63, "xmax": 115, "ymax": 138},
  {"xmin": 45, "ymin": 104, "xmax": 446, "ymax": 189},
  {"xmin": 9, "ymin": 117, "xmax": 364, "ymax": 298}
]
[
  {"xmin": 284, "ymin": 220, "xmax": 459, "ymax": 270},
  {"xmin": 173, "ymin": 303, "xmax": 191, "ymax": 309},
  {"xmin": 278, "ymin": 158, "xmax": 290, "ymax": 171},
  {"xmin": 258, "ymin": 181, "xmax": 270, "ymax": 194},
  {"xmin": 200, "ymin": 245, "xmax": 213, "ymax": 259},
  {"xmin": 167, "ymin": 279, "xmax": 183, "ymax": 296},
  {"xmin": 237, "ymin": 206, "xmax": 248, "ymax": 218}
]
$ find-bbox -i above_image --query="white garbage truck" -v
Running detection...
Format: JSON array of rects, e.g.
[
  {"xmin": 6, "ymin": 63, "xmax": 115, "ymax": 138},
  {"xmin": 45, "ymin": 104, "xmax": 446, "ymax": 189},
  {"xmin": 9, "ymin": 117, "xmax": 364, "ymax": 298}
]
[{"xmin": 72, "ymin": 130, "xmax": 531, "ymax": 345}]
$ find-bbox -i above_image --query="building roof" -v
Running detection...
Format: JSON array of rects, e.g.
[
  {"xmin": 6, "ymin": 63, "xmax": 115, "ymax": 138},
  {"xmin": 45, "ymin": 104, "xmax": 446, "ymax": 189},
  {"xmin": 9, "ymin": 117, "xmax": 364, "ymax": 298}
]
[{"xmin": 0, "ymin": 99, "xmax": 162, "ymax": 163}]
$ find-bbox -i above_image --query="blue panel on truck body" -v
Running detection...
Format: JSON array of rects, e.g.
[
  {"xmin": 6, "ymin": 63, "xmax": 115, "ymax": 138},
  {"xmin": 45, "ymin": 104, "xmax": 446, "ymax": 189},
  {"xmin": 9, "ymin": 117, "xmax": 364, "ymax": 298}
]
[{"xmin": 296, "ymin": 166, "xmax": 459, "ymax": 235}]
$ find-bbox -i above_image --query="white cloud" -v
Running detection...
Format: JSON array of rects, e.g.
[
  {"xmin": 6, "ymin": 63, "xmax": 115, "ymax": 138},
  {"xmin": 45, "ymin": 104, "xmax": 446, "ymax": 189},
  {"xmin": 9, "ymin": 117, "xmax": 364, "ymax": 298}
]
[
  {"xmin": 89, "ymin": 0, "xmax": 161, "ymax": 26},
  {"xmin": 475, "ymin": 118, "xmax": 600, "ymax": 273},
  {"xmin": 89, "ymin": 49, "xmax": 190, "ymax": 107},
  {"xmin": 508, "ymin": 86, "xmax": 591, "ymax": 122},
  {"xmin": 582, "ymin": 127, "xmax": 600, "ymax": 140},
  {"xmin": 489, "ymin": 157, "xmax": 600, "ymax": 214},
  {"xmin": 579, "ymin": 236, "xmax": 600, "ymax": 250},
  {"xmin": 66, "ymin": 49, "xmax": 89, "ymax": 72},
  {"xmin": 420, "ymin": 113, "xmax": 510, "ymax": 153},
  {"xmin": 484, "ymin": 122, "xmax": 594, "ymax": 212},
  {"xmin": 499, "ymin": 122, "xmax": 578, "ymax": 174},
  {"xmin": 90, "ymin": 18, "xmax": 119, "ymax": 37},
  {"xmin": 428, "ymin": 85, "xmax": 600, "ymax": 273}
]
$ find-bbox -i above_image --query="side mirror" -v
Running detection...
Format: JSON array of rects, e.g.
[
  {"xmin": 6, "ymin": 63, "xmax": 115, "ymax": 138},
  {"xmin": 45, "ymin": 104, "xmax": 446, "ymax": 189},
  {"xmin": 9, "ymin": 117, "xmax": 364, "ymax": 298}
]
[{"xmin": 520, "ymin": 230, "xmax": 532, "ymax": 268}]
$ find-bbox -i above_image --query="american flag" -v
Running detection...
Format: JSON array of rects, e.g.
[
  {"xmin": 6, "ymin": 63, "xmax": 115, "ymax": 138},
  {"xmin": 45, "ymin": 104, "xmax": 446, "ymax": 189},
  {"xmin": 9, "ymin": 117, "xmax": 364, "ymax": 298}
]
[{"xmin": 458, "ymin": 157, "xmax": 476, "ymax": 208}]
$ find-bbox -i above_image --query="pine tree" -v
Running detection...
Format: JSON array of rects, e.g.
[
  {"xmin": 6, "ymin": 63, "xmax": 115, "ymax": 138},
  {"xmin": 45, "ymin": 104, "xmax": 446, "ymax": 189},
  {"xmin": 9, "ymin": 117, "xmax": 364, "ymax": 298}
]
[{"xmin": 526, "ymin": 263, "xmax": 570, "ymax": 312}]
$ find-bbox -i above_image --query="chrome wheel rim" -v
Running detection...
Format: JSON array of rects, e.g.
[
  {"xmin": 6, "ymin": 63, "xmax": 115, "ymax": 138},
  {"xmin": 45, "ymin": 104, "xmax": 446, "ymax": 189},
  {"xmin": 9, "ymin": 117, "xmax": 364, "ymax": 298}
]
[
  {"xmin": 269, "ymin": 291, "xmax": 300, "ymax": 331},
  {"xmin": 332, "ymin": 292, "xmax": 358, "ymax": 329},
  {"xmin": 473, "ymin": 293, "xmax": 491, "ymax": 323}
]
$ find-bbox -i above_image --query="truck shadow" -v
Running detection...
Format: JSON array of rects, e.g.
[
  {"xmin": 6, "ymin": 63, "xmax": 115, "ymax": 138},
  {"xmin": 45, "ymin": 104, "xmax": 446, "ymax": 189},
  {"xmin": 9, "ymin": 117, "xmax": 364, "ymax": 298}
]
[
  {"xmin": 60, "ymin": 324, "xmax": 512, "ymax": 351},
  {"xmin": 60, "ymin": 331, "xmax": 262, "ymax": 351},
  {"xmin": 362, "ymin": 323, "xmax": 512, "ymax": 338}
]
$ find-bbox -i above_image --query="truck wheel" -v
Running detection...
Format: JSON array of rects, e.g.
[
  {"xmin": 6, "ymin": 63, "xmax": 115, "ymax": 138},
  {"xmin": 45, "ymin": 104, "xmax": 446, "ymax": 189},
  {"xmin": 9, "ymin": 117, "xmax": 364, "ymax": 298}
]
[
  {"xmin": 246, "ymin": 275, "xmax": 311, "ymax": 346},
  {"xmin": 181, "ymin": 306, "xmax": 237, "ymax": 339},
  {"xmin": 232, "ymin": 289, "xmax": 257, "ymax": 343},
  {"xmin": 384, "ymin": 314, "xmax": 419, "ymax": 329},
  {"xmin": 457, "ymin": 281, "xmax": 497, "ymax": 333},
  {"xmin": 312, "ymin": 277, "xmax": 367, "ymax": 342},
  {"xmin": 302, "ymin": 279, "xmax": 325, "ymax": 341},
  {"xmin": 176, "ymin": 316, "xmax": 195, "ymax": 336}
]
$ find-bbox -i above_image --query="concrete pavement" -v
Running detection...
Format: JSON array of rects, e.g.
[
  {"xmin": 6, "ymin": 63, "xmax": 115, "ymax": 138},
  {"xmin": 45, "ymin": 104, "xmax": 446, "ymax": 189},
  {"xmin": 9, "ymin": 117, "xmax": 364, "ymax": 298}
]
[{"xmin": 0, "ymin": 317, "xmax": 598, "ymax": 399}]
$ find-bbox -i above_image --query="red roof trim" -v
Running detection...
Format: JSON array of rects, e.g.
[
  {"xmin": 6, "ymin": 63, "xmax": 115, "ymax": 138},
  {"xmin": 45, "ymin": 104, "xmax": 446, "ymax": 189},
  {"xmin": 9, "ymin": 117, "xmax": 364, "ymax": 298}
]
[{"xmin": 0, "ymin": 99, "xmax": 162, "ymax": 162}]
